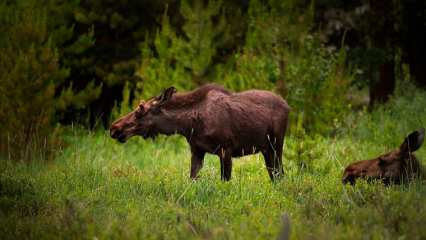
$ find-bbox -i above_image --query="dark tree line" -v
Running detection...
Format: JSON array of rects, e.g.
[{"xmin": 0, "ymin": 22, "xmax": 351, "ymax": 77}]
[
  {"xmin": 318, "ymin": 0, "xmax": 426, "ymax": 106},
  {"xmin": 68, "ymin": 0, "xmax": 425, "ymax": 121},
  {"xmin": 30, "ymin": 0, "xmax": 425, "ymax": 124}
]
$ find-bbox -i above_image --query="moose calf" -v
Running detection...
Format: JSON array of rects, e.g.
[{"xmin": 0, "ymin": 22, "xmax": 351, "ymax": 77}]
[
  {"xmin": 110, "ymin": 84, "xmax": 290, "ymax": 181},
  {"xmin": 342, "ymin": 128, "xmax": 424, "ymax": 185}
]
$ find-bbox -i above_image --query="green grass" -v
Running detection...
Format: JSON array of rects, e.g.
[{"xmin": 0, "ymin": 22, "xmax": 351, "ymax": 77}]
[{"xmin": 1, "ymin": 89, "xmax": 426, "ymax": 239}]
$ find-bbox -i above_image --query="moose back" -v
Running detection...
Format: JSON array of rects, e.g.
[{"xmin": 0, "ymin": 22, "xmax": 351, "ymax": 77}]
[{"xmin": 110, "ymin": 84, "xmax": 290, "ymax": 181}]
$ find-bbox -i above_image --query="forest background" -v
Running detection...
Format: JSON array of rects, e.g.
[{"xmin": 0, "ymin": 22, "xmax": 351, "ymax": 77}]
[
  {"xmin": 2, "ymin": 0, "xmax": 425, "ymax": 158},
  {"xmin": 1, "ymin": 0, "xmax": 426, "ymax": 239}
]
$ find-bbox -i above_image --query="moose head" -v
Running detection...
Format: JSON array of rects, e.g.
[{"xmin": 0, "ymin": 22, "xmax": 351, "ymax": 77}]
[
  {"xmin": 342, "ymin": 128, "xmax": 425, "ymax": 185},
  {"xmin": 110, "ymin": 87, "xmax": 177, "ymax": 143}
]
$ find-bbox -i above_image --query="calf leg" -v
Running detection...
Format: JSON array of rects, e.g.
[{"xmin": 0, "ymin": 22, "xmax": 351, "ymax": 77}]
[
  {"xmin": 219, "ymin": 148, "xmax": 232, "ymax": 181},
  {"xmin": 190, "ymin": 147, "xmax": 205, "ymax": 179}
]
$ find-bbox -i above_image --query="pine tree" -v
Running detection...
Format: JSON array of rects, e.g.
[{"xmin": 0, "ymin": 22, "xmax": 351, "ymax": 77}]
[
  {"xmin": 177, "ymin": 0, "xmax": 229, "ymax": 83},
  {"xmin": 136, "ymin": 0, "xmax": 230, "ymax": 99},
  {"xmin": 66, "ymin": 0, "xmax": 173, "ymax": 124},
  {"xmin": 136, "ymin": 8, "xmax": 191, "ymax": 99},
  {"xmin": 0, "ymin": 1, "xmax": 100, "ymax": 160}
]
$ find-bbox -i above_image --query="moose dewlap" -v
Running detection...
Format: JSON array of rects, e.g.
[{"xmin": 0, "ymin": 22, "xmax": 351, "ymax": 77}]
[
  {"xmin": 110, "ymin": 84, "xmax": 290, "ymax": 181},
  {"xmin": 342, "ymin": 128, "xmax": 425, "ymax": 185}
]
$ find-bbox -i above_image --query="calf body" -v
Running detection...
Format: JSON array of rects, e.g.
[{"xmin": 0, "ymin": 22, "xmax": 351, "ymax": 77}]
[
  {"xmin": 110, "ymin": 84, "xmax": 290, "ymax": 181},
  {"xmin": 342, "ymin": 128, "xmax": 424, "ymax": 185}
]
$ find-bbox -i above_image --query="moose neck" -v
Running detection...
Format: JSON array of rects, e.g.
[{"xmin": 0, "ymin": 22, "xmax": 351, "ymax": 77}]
[{"xmin": 156, "ymin": 103, "xmax": 200, "ymax": 139}]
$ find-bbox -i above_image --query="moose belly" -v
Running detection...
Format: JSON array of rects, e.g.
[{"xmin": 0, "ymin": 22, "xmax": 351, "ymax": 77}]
[
  {"xmin": 190, "ymin": 134, "xmax": 265, "ymax": 157},
  {"xmin": 231, "ymin": 146, "xmax": 262, "ymax": 157}
]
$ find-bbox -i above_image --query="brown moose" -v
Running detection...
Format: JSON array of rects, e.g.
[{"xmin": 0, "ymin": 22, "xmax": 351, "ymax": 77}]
[
  {"xmin": 342, "ymin": 128, "xmax": 424, "ymax": 185},
  {"xmin": 110, "ymin": 84, "xmax": 290, "ymax": 181}
]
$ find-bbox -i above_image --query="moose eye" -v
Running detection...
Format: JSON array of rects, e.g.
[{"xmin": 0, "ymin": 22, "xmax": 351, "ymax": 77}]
[{"xmin": 135, "ymin": 105, "xmax": 145, "ymax": 118}]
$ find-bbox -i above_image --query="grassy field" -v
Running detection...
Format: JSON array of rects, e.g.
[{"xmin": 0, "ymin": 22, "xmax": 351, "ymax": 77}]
[{"xmin": 1, "ymin": 90, "xmax": 426, "ymax": 239}]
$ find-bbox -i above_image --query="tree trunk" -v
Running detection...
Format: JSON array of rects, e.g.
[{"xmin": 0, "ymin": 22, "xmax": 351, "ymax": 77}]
[
  {"xmin": 369, "ymin": 60, "xmax": 395, "ymax": 108},
  {"xmin": 276, "ymin": 58, "xmax": 288, "ymax": 97},
  {"xmin": 402, "ymin": 1, "xmax": 426, "ymax": 88},
  {"xmin": 368, "ymin": 0, "xmax": 396, "ymax": 108},
  {"xmin": 409, "ymin": 62, "xmax": 426, "ymax": 88}
]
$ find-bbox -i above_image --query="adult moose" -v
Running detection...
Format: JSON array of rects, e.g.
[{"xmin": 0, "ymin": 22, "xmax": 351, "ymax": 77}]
[
  {"xmin": 110, "ymin": 84, "xmax": 290, "ymax": 181},
  {"xmin": 342, "ymin": 128, "xmax": 424, "ymax": 185}
]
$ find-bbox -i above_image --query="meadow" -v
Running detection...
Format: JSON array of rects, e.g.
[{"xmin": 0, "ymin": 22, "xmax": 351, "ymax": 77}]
[{"xmin": 1, "ymin": 89, "xmax": 426, "ymax": 240}]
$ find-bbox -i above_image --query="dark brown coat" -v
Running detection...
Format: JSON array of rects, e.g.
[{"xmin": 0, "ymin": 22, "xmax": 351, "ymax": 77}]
[
  {"xmin": 342, "ymin": 128, "xmax": 424, "ymax": 185},
  {"xmin": 110, "ymin": 84, "xmax": 290, "ymax": 181}
]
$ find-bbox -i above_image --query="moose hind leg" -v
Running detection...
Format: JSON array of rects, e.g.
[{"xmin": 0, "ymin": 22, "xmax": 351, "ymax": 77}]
[
  {"xmin": 274, "ymin": 137, "xmax": 284, "ymax": 178},
  {"xmin": 263, "ymin": 152, "xmax": 283, "ymax": 181},
  {"xmin": 219, "ymin": 148, "xmax": 232, "ymax": 181},
  {"xmin": 264, "ymin": 136, "xmax": 284, "ymax": 181},
  {"xmin": 262, "ymin": 151, "xmax": 275, "ymax": 180}
]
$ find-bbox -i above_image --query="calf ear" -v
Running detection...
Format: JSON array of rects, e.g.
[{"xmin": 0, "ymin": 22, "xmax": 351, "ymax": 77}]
[
  {"xmin": 158, "ymin": 87, "xmax": 177, "ymax": 103},
  {"xmin": 400, "ymin": 128, "xmax": 425, "ymax": 153}
]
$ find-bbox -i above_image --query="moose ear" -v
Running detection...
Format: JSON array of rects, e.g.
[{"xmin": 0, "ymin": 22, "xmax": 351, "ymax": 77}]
[
  {"xmin": 158, "ymin": 87, "xmax": 177, "ymax": 103},
  {"xmin": 400, "ymin": 128, "xmax": 425, "ymax": 153}
]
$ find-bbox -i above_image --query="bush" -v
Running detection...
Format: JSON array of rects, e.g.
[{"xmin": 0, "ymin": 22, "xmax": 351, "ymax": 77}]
[{"xmin": 285, "ymin": 37, "xmax": 350, "ymax": 134}]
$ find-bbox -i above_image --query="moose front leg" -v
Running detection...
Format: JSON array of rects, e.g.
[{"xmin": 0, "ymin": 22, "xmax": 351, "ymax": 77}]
[
  {"xmin": 219, "ymin": 148, "xmax": 232, "ymax": 181},
  {"xmin": 190, "ymin": 147, "xmax": 205, "ymax": 180}
]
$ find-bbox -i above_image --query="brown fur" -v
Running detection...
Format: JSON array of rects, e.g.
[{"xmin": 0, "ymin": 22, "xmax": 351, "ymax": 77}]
[
  {"xmin": 163, "ymin": 84, "xmax": 230, "ymax": 109},
  {"xmin": 110, "ymin": 84, "xmax": 290, "ymax": 181},
  {"xmin": 342, "ymin": 128, "xmax": 425, "ymax": 185}
]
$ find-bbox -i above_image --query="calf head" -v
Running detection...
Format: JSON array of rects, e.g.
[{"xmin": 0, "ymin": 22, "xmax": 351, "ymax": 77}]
[
  {"xmin": 342, "ymin": 128, "xmax": 425, "ymax": 185},
  {"xmin": 110, "ymin": 87, "xmax": 176, "ymax": 143}
]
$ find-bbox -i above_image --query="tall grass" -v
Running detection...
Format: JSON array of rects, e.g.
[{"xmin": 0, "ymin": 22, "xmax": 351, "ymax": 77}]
[
  {"xmin": 1, "ymin": 88, "xmax": 426, "ymax": 239},
  {"xmin": 342, "ymin": 84, "xmax": 426, "ymax": 147}
]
